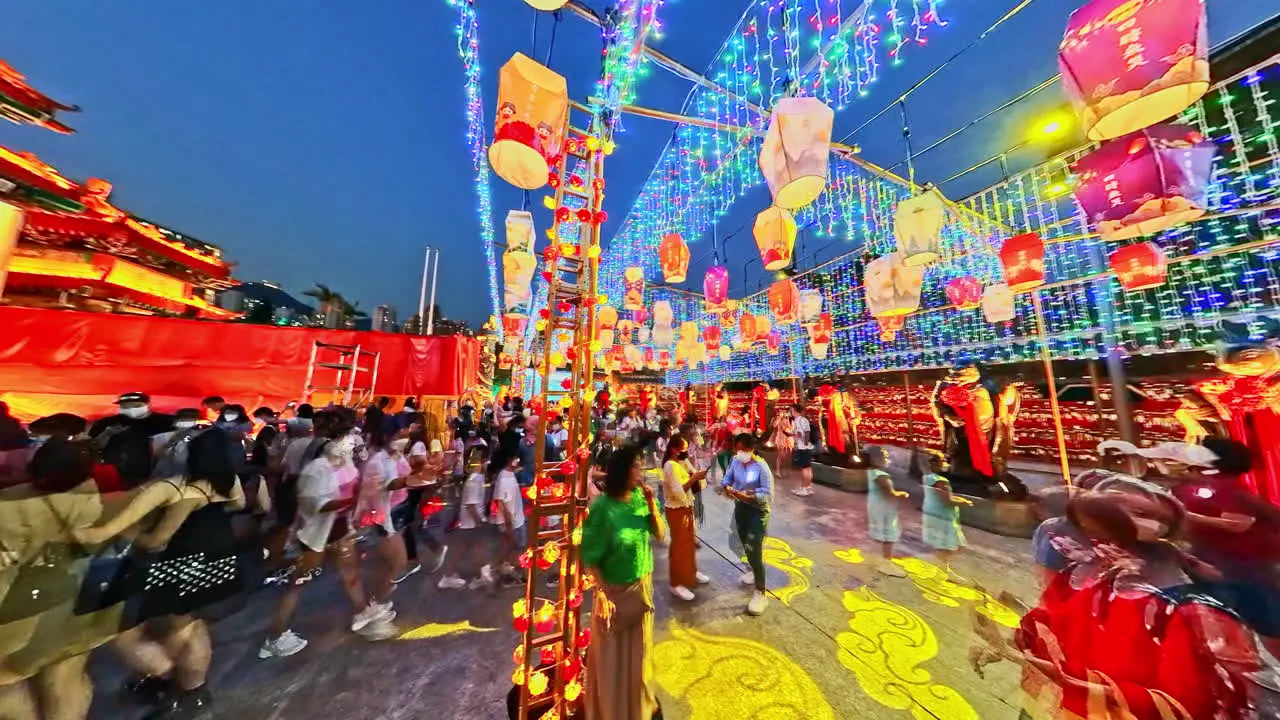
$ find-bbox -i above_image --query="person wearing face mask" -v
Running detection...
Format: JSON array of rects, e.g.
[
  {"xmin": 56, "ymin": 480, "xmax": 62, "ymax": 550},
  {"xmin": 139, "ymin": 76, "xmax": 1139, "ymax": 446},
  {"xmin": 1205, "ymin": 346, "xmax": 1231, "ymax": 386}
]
[
  {"xmin": 89, "ymin": 392, "xmax": 175, "ymax": 490},
  {"xmin": 718, "ymin": 434, "xmax": 774, "ymax": 616},
  {"xmin": 662, "ymin": 436, "xmax": 710, "ymax": 601}
]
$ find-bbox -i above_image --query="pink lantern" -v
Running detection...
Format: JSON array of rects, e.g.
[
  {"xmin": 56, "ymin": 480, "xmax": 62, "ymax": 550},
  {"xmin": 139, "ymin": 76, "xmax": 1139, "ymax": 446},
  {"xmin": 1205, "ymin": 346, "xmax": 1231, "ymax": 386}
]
[
  {"xmin": 632, "ymin": 308, "xmax": 649, "ymax": 325},
  {"xmin": 945, "ymin": 277, "xmax": 982, "ymax": 310},
  {"xmin": 765, "ymin": 331, "xmax": 781, "ymax": 355},
  {"xmin": 1059, "ymin": 0, "xmax": 1209, "ymax": 141},
  {"xmin": 703, "ymin": 265, "xmax": 730, "ymax": 314},
  {"xmin": 1071, "ymin": 124, "xmax": 1215, "ymax": 241}
]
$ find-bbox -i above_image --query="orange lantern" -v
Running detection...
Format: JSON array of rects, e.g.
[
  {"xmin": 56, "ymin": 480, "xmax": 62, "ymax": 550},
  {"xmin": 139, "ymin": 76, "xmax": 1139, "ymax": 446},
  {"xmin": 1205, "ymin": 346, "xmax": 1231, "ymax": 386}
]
[
  {"xmin": 768, "ymin": 279, "xmax": 800, "ymax": 325},
  {"xmin": 703, "ymin": 325, "xmax": 722, "ymax": 352},
  {"xmin": 877, "ymin": 316, "xmax": 905, "ymax": 341},
  {"xmin": 739, "ymin": 311, "xmax": 758, "ymax": 344},
  {"xmin": 999, "ymin": 233, "xmax": 1046, "ymax": 291},
  {"xmin": 754, "ymin": 314, "xmax": 772, "ymax": 340},
  {"xmin": 490, "ymin": 54, "xmax": 568, "ymax": 190},
  {"xmin": 1109, "ymin": 242, "xmax": 1168, "ymax": 291},
  {"xmin": 658, "ymin": 233, "xmax": 690, "ymax": 283},
  {"xmin": 623, "ymin": 267, "xmax": 645, "ymax": 310},
  {"xmin": 765, "ymin": 331, "xmax": 781, "ymax": 355},
  {"xmin": 753, "ymin": 207, "xmax": 796, "ymax": 271},
  {"xmin": 719, "ymin": 299, "xmax": 740, "ymax": 329},
  {"xmin": 945, "ymin": 276, "xmax": 983, "ymax": 310}
]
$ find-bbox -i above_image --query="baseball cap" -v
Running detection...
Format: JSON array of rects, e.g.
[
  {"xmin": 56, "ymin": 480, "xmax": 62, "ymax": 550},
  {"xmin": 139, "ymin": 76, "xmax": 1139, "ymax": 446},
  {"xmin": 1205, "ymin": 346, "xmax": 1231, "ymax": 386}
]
[
  {"xmin": 1137, "ymin": 442, "xmax": 1218, "ymax": 467},
  {"xmin": 114, "ymin": 391, "xmax": 150, "ymax": 405}
]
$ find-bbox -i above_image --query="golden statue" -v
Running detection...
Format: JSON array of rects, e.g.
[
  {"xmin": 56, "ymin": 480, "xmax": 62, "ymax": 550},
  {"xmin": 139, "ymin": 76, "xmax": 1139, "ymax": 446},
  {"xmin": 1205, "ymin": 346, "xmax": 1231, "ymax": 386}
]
[{"xmin": 930, "ymin": 362, "xmax": 1025, "ymax": 497}]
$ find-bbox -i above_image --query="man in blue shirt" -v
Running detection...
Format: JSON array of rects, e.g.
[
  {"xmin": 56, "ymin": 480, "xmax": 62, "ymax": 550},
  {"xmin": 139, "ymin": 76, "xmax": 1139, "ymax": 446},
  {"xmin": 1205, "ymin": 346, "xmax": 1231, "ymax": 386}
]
[{"xmin": 718, "ymin": 433, "xmax": 773, "ymax": 616}]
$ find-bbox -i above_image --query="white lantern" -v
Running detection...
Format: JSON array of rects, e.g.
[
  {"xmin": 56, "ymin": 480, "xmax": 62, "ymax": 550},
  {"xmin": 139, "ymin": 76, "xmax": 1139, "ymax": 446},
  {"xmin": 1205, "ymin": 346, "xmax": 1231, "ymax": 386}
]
[
  {"xmin": 864, "ymin": 252, "xmax": 924, "ymax": 318},
  {"xmin": 490, "ymin": 54, "xmax": 568, "ymax": 190},
  {"xmin": 637, "ymin": 325, "xmax": 650, "ymax": 343},
  {"xmin": 809, "ymin": 342, "xmax": 830, "ymax": 360},
  {"xmin": 652, "ymin": 300, "xmax": 673, "ymax": 327},
  {"xmin": 982, "ymin": 283, "xmax": 1016, "ymax": 323},
  {"xmin": 894, "ymin": 189, "xmax": 947, "ymax": 266},
  {"xmin": 652, "ymin": 324, "xmax": 673, "ymax": 349},
  {"xmin": 502, "ymin": 211, "xmax": 538, "ymax": 317},
  {"xmin": 798, "ymin": 289, "xmax": 823, "ymax": 326},
  {"xmin": 623, "ymin": 344, "xmax": 642, "ymax": 365},
  {"xmin": 759, "ymin": 97, "xmax": 834, "ymax": 209}
]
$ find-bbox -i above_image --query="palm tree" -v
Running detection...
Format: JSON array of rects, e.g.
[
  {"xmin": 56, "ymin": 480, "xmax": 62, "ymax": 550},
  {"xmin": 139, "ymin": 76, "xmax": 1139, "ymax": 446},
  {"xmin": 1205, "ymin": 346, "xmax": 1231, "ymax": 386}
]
[{"xmin": 303, "ymin": 284, "xmax": 340, "ymax": 316}]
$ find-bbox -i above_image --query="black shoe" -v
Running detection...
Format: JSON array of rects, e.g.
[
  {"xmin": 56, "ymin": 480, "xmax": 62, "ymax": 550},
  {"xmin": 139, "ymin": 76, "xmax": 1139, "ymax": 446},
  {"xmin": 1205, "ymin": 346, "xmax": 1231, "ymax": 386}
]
[
  {"xmin": 120, "ymin": 675, "xmax": 174, "ymax": 705},
  {"xmin": 144, "ymin": 686, "xmax": 212, "ymax": 719}
]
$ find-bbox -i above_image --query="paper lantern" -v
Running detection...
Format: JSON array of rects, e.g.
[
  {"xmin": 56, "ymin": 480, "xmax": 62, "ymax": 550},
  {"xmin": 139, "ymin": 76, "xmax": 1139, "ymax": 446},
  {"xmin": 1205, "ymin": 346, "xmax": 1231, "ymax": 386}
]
[
  {"xmin": 690, "ymin": 342, "xmax": 707, "ymax": 369},
  {"xmin": 999, "ymin": 233, "xmax": 1046, "ymax": 291},
  {"xmin": 1071, "ymin": 124, "xmax": 1215, "ymax": 241},
  {"xmin": 1109, "ymin": 241, "xmax": 1168, "ymax": 291},
  {"xmin": 643, "ymin": 347, "xmax": 655, "ymax": 368},
  {"xmin": 754, "ymin": 314, "xmax": 772, "ymax": 340},
  {"xmin": 503, "ymin": 250, "xmax": 538, "ymax": 318},
  {"xmin": 524, "ymin": 0, "xmax": 569, "ymax": 10},
  {"xmin": 768, "ymin": 279, "xmax": 800, "ymax": 325},
  {"xmin": 702, "ymin": 325, "xmax": 722, "ymax": 352},
  {"xmin": 490, "ymin": 54, "xmax": 568, "ymax": 190},
  {"xmin": 798, "ymin": 289, "xmax": 823, "ymax": 326},
  {"xmin": 502, "ymin": 315, "xmax": 528, "ymax": 340},
  {"xmin": 623, "ymin": 344, "xmax": 642, "ymax": 366},
  {"xmin": 703, "ymin": 265, "xmax": 730, "ymax": 314},
  {"xmin": 808, "ymin": 312, "xmax": 832, "ymax": 359},
  {"xmin": 637, "ymin": 325, "xmax": 650, "ymax": 343},
  {"xmin": 1059, "ymin": 0, "xmax": 1209, "ymax": 141},
  {"xmin": 616, "ymin": 319, "xmax": 634, "ymax": 344},
  {"xmin": 754, "ymin": 207, "xmax": 797, "ymax": 271},
  {"xmin": 739, "ymin": 312, "xmax": 758, "ymax": 344},
  {"xmin": 596, "ymin": 306, "xmax": 618, "ymax": 350},
  {"xmin": 657, "ymin": 350, "xmax": 672, "ymax": 371},
  {"xmin": 944, "ymin": 276, "xmax": 983, "ymax": 310},
  {"xmin": 652, "ymin": 324, "xmax": 673, "ymax": 349},
  {"xmin": 982, "ymin": 283, "xmax": 1016, "ymax": 323},
  {"xmin": 864, "ymin": 252, "xmax": 924, "ymax": 318},
  {"xmin": 632, "ymin": 308, "xmax": 649, "ymax": 325},
  {"xmin": 894, "ymin": 190, "xmax": 947, "ymax": 266},
  {"xmin": 718, "ymin": 345, "xmax": 731, "ymax": 361},
  {"xmin": 877, "ymin": 316, "xmax": 905, "ymax": 342},
  {"xmin": 659, "ymin": 233, "xmax": 690, "ymax": 283},
  {"xmin": 758, "ymin": 97, "xmax": 834, "ymax": 209},
  {"xmin": 679, "ymin": 321, "xmax": 699, "ymax": 346},
  {"xmin": 719, "ymin": 300, "xmax": 740, "ymax": 329},
  {"xmin": 652, "ymin": 300, "xmax": 673, "ymax": 327},
  {"xmin": 765, "ymin": 331, "xmax": 782, "ymax": 355},
  {"xmin": 623, "ymin": 267, "xmax": 645, "ymax": 310}
]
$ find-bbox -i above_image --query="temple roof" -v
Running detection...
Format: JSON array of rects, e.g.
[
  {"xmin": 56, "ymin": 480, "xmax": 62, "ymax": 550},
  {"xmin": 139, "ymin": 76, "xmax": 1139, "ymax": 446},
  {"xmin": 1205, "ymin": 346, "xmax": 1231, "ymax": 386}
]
[{"xmin": 0, "ymin": 60, "xmax": 78, "ymax": 134}]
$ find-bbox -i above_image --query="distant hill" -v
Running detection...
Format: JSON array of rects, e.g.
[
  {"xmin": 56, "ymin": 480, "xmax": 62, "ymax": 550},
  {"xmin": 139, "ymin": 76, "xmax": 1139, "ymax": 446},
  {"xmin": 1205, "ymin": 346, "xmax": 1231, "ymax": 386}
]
[{"xmin": 230, "ymin": 282, "xmax": 314, "ymax": 316}]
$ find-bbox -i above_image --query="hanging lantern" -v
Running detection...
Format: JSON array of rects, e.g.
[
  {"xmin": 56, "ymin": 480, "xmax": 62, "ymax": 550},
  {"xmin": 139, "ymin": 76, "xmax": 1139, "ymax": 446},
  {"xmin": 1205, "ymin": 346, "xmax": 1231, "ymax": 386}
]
[
  {"xmin": 718, "ymin": 345, "xmax": 731, "ymax": 362},
  {"xmin": 703, "ymin": 325, "xmax": 722, "ymax": 352},
  {"xmin": 623, "ymin": 344, "xmax": 642, "ymax": 367},
  {"xmin": 1109, "ymin": 241, "xmax": 1168, "ymax": 291},
  {"xmin": 690, "ymin": 342, "xmax": 707, "ymax": 369},
  {"xmin": 739, "ymin": 312, "xmax": 758, "ymax": 344},
  {"xmin": 622, "ymin": 267, "xmax": 645, "ymax": 310},
  {"xmin": 798, "ymin": 289, "xmax": 823, "ymax": 326},
  {"xmin": 652, "ymin": 300, "xmax": 673, "ymax": 327},
  {"xmin": 755, "ymin": 314, "xmax": 772, "ymax": 340},
  {"xmin": 652, "ymin": 324, "xmax": 673, "ymax": 349},
  {"xmin": 596, "ymin": 306, "xmax": 618, "ymax": 350},
  {"xmin": 679, "ymin": 321, "xmax": 699, "ymax": 346},
  {"xmin": 945, "ymin": 276, "xmax": 983, "ymax": 310},
  {"xmin": 616, "ymin": 319, "xmax": 634, "ymax": 344},
  {"xmin": 703, "ymin": 265, "xmax": 730, "ymax": 314},
  {"xmin": 524, "ymin": 0, "xmax": 569, "ymax": 11},
  {"xmin": 658, "ymin": 233, "xmax": 690, "ymax": 283},
  {"xmin": 719, "ymin": 300, "xmax": 740, "ymax": 329},
  {"xmin": 768, "ymin": 279, "xmax": 801, "ymax": 325},
  {"xmin": 643, "ymin": 347, "xmax": 655, "ymax": 369},
  {"xmin": 754, "ymin": 207, "xmax": 797, "ymax": 271},
  {"xmin": 632, "ymin": 308, "xmax": 649, "ymax": 325},
  {"xmin": 490, "ymin": 54, "xmax": 568, "ymax": 190},
  {"xmin": 894, "ymin": 189, "xmax": 947, "ymax": 266},
  {"xmin": 765, "ymin": 331, "xmax": 781, "ymax": 355},
  {"xmin": 503, "ymin": 212, "xmax": 539, "ymax": 317},
  {"xmin": 877, "ymin": 316, "xmax": 906, "ymax": 342},
  {"xmin": 758, "ymin": 97, "xmax": 834, "ymax": 209},
  {"xmin": 637, "ymin": 325, "xmax": 650, "ymax": 343},
  {"xmin": 657, "ymin": 350, "xmax": 672, "ymax": 371},
  {"xmin": 864, "ymin": 252, "xmax": 925, "ymax": 318},
  {"xmin": 999, "ymin": 233, "xmax": 1046, "ymax": 291},
  {"xmin": 501, "ymin": 315, "xmax": 528, "ymax": 341},
  {"xmin": 982, "ymin": 283, "xmax": 1016, "ymax": 323},
  {"xmin": 1071, "ymin": 123, "xmax": 1215, "ymax": 241},
  {"xmin": 808, "ymin": 312, "xmax": 833, "ymax": 359},
  {"xmin": 1059, "ymin": 0, "xmax": 1209, "ymax": 142}
]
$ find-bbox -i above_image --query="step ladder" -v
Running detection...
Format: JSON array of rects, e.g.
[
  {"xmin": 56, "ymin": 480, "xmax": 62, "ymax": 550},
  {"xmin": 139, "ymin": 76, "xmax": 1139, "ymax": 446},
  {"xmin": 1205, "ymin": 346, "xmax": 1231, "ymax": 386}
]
[{"xmin": 301, "ymin": 341, "xmax": 381, "ymax": 407}]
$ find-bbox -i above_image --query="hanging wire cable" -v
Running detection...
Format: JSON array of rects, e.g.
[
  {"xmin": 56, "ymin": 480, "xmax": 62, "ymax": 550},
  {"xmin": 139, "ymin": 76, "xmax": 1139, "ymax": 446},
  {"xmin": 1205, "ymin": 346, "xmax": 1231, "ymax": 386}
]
[{"xmin": 545, "ymin": 10, "xmax": 562, "ymax": 67}]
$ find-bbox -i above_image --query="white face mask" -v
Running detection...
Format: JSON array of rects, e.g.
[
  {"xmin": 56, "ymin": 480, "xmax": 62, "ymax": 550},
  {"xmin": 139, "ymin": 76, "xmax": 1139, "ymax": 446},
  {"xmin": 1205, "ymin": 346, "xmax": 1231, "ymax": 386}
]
[
  {"xmin": 174, "ymin": 420, "xmax": 198, "ymax": 430},
  {"xmin": 222, "ymin": 413, "xmax": 242, "ymax": 423},
  {"xmin": 1132, "ymin": 517, "xmax": 1168, "ymax": 541},
  {"xmin": 120, "ymin": 405, "xmax": 150, "ymax": 419},
  {"xmin": 735, "ymin": 451, "xmax": 752, "ymax": 463}
]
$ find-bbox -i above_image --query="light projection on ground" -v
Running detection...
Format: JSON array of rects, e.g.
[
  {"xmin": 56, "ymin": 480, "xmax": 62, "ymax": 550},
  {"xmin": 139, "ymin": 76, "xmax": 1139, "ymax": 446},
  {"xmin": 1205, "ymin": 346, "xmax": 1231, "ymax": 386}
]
[
  {"xmin": 761, "ymin": 537, "xmax": 814, "ymax": 606},
  {"xmin": 396, "ymin": 620, "xmax": 497, "ymax": 641},
  {"xmin": 836, "ymin": 587, "xmax": 979, "ymax": 720},
  {"xmin": 890, "ymin": 557, "xmax": 1022, "ymax": 629},
  {"xmin": 833, "ymin": 547, "xmax": 866, "ymax": 564},
  {"xmin": 653, "ymin": 622, "xmax": 837, "ymax": 720}
]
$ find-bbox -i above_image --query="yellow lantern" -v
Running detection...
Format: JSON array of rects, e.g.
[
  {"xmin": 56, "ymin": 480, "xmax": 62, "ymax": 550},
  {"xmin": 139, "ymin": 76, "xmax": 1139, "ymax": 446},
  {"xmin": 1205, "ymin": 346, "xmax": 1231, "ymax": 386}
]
[
  {"xmin": 754, "ymin": 314, "xmax": 772, "ymax": 340},
  {"xmin": 864, "ymin": 252, "xmax": 924, "ymax": 318},
  {"xmin": 894, "ymin": 189, "xmax": 947, "ymax": 267},
  {"xmin": 753, "ymin": 207, "xmax": 796, "ymax": 271},
  {"xmin": 759, "ymin": 97, "xmax": 834, "ymax": 209},
  {"xmin": 490, "ymin": 54, "xmax": 568, "ymax": 190},
  {"xmin": 718, "ymin": 345, "xmax": 731, "ymax": 362},
  {"xmin": 658, "ymin": 233, "xmax": 690, "ymax": 283},
  {"xmin": 596, "ymin": 305, "xmax": 618, "ymax": 350},
  {"xmin": 679, "ymin": 320, "xmax": 699, "ymax": 346},
  {"xmin": 623, "ymin": 267, "xmax": 645, "ymax": 310}
]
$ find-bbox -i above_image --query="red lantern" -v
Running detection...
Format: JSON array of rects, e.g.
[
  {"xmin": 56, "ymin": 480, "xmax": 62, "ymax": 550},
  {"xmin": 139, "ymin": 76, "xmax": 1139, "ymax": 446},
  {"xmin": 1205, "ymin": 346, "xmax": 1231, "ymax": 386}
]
[
  {"xmin": 703, "ymin": 265, "xmax": 730, "ymax": 314},
  {"xmin": 945, "ymin": 276, "xmax": 983, "ymax": 309},
  {"xmin": 1072, "ymin": 124, "xmax": 1215, "ymax": 241},
  {"xmin": 768, "ymin": 279, "xmax": 800, "ymax": 325},
  {"xmin": 807, "ymin": 313, "xmax": 833, "ymax": 359},
  {"xmin": 1109, "ymin": 242, "xmax": 1168, "ymax": 291},
  {"xmin": 702, "ymin": 325, "xmax": 722, "ymax": 352},
  {"xmin": 658, "ymin": 233, "xmax": 690, "ymax": 283},
  {"xmin": 1059, "ymin": 0, "xmax": 1209, "ymax": 142},
  {"xmin": 999, "ymin": 233, "xmax": 1046, "ymax": 291}
]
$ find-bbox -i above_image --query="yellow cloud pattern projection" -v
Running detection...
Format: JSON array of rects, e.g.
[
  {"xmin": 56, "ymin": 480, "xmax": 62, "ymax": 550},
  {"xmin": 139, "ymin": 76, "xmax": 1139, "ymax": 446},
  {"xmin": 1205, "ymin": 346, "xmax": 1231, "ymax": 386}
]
[
  {"xmin": 891, "ymin": 557, "xmax": 1022, "ymax": 629},
  {"xmin": 761, "ymin": 537, "xmax": 814, "ymax": 606}
]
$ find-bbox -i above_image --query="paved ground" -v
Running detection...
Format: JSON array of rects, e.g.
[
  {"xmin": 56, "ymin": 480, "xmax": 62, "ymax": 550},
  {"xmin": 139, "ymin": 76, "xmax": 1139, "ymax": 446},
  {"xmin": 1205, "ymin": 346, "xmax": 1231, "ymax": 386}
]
[{"xmin": 89, "ymin": 467, "xmax": 1041, "ymax": 720}]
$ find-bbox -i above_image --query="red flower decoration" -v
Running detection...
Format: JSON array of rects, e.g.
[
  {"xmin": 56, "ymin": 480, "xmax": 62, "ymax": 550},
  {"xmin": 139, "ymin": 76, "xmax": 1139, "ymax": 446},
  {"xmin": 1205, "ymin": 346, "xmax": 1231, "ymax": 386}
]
[
  {"xmin": 555, "ymin": 207, "xmax": 571, "ymax": 223},
  {"xmin": 594, "ymin": 210, "xmax": 608, "ymax": 224},
  {"xmin": 560, "ymin": 460, "xmax": 579, "ymax": 476},
  {"xmin": 544, "ymin": 245, "xmax": 560, "ymax": 262},
  {"xmin": 576, "ymin": 208, "xmax": 593, "ymax": 223},
  {"xmin": 548, "ymin": 173, "xmax": 561, "ymax": 189}
]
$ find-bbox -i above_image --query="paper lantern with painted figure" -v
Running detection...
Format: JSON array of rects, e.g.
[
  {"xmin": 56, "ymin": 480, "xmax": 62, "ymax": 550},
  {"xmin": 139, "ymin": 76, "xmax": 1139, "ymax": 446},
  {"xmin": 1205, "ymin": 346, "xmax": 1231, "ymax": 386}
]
[
  {"xmin": 719, "ymin": 300, "xmax": 740, "ymax": 329},
  {"xmin": 703, "ymin": 265, "xmax": 730, "ymax": 314},
  {"xmin": 490, "ymin": 54, "xmax": 568, "ymax": 190},
  {"xmin": 1059, "ymin": 0, "xmax": 1209, "ymax": 141},
  {"xmin": 502, "ymin": 249, "xmax": 538, "ymax": 317},
  {"xmin": 622, "ymin": 267, "xmax": 646, "ymax": 310},
  {"xmin": 982, "ymin": 283, "xmax": 1016, "ymax": 323},
  {"xmin": 999, "ymin": 233, "xmax": 1046, "ymax": 291},
  {"xmin": 798, "ymin": 289, "xmax": 823, "ymax": 326},
  {"xmin": 807, "ymin": 312, "xmax": 833, "ymax": 359},
  {"xmin": 501, "ymin": 315, "xmax": 528, "ymax": 342},
  {"xmin": 894, "ymin": 190, "xmax": 947, "ymax": 266},
  {"xmin": 768, "ymin": 279, "xmax": 800, "ymax": 325},
  {"xmin": 863, "ymin": 252, "xmax": 925, "ymax": 318},
  {"xmin": 877, "ymin": 316, "xmax": 905, "ymax": 342},
  {"xmin": 702, "ymin": 325, "xmax": 722, "ymax": 352},
  {"xmin": 754, "ymin": 207, "xmax": 796, "ymax": 271},
  {"xmin": 623, "ymin": 344, "xmax": 642, "ymax": 368},
  {"xmin": 738, "ymin": 311, "xmax": 758, "ymax": 344},
  {"xmin": 1109, "ymin": 241, "xmax": 1168, "ymax": 290},
  {"xmin": 659, "ymin": 233, "xmax": 690, "ymax": 283},
  {"xmin": 657, "ymin": 350, "xmax": 673, "ymax": 371},
  {"xmin": 759, "ymin": 97, "xmax": 834, "ymax": 209},
  {"xmin": 1071, "ymin": 124, "xmax": 1215, "ymax": 241},
  {"xmin": 945, "ymin": 276, "xmax": 983, "ymax": 310},
  {"xmin": 754, "ymin": 314, "xmax": 772, "ymax": 343}
]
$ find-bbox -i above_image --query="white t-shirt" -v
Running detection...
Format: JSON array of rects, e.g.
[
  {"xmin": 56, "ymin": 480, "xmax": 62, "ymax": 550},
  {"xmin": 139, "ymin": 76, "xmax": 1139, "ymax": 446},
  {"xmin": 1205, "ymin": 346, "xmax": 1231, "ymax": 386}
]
[
  {"xmin": 296, "ymin": 457, "xmax": 341, "ymax": 552},
  {"xmin": 491, "ymin": 469, "xmax": 525, "ymax": 529},
  {"xmin": 361, "ymin": 449, "xmax": 400, "ymax": 534},
  {"xmin": 458, "ymin": 471, "xmax": 486, "ymax": 530},
  {"xmin": 792, "ymin": 415, "xmax": 813, "ymax": 450}
]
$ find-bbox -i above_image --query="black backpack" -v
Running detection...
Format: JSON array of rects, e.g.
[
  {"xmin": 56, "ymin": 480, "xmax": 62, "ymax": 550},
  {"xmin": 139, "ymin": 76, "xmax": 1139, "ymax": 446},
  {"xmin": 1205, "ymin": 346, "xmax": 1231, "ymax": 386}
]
[{"xmin": 807, "ymin": 414, "xmax": 822, "ymax": 447}]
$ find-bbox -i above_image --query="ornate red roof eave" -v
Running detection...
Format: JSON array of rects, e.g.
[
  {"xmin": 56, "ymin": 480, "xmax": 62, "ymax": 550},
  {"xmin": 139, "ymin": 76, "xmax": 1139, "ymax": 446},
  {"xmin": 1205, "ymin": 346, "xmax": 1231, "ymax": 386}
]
[
  {"xmin": 0, "ymin": 60, "xmax": 77, "ymax": 134},
  {"xmin": 0, "ymin": 146, "xmax": 80, "ymax": 201}
]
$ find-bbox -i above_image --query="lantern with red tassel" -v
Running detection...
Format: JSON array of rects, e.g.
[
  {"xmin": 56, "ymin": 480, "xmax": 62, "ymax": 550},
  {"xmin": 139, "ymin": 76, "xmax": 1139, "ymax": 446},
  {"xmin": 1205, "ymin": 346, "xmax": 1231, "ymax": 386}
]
[
  {"xmin": 658, "ymin": 233, "xmax": 690, "ymax": 283},
  {"xmin": 754, "ymin": 207, "xmax": 796, "ymax": 271},
  {"xmin": 1109, "ymin": 242, "xmax": 1168, "ymax": 291},
  {"xmin": 490, "ymin": 54, "xmax": 568, "ymax": 189},
  {"xmin": 945, "ymin": 276, "xmax": 983, "ymax": 310},
  {"xmin": 808, "ymin": 312, "xmax": 833, "ymax": 359},
  {"xmin": 1071, "ymin": 124, "xmax": 1215, "ymax": 241},
  {"xmin": 768, "ymin": 279, "xmax": 800, "ymax": 325},
  {"xmin": 703, "ymin": 265, "xmax": 730, "ymax": 314},
  {"xmin": 1059, "ymin": 0, "xmax": 1209, "ymax": 142},
  {"xmin": 999, "ymin": 233, "xmax": 1046, "ymax": 291}
]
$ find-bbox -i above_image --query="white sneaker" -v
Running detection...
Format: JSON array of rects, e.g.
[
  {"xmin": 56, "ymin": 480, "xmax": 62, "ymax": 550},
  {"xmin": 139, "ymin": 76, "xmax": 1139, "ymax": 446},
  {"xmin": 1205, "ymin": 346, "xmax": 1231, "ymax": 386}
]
[
  {"xmin": 747, "ymin": 591, "xmax": 768, "ymax": 616},
  {"xmin": 358, "ymin": 618, "xmax": 399, "ymax": 642},
  {"xmin": 670, "ymin": 585, "xmax": 695, "ymax": 601},
  {"xmin": 480, "ymin": 565, "xmax": 496, "ymax": 583},
  {"xmin": 428, "ymin": 546, "xmax": 448, "ymax": 573},
  {"xmin": 351, "ymin": 601, "xmax": 395, "ymax": 632},
  {"xmin": 790, "ymin": 487, "xmax": 807, "ymax": 496},
  {"xmin": 437, "ymin": 575, "xmax": 467, "ymax": 590},
  {"xmin": 695, "ymin": 571, "xmax": 711, "ymax": 585},
  {"xmin": 739, "ymin": 570, "xmax": 755, "ymax": 586},
  {"xmin": 258, "ymin": 630, "xmax": 308, "ymax": 659},
  {"xmin": 877, "ymin": 561, "xmax": 908, "ymax": 578}
]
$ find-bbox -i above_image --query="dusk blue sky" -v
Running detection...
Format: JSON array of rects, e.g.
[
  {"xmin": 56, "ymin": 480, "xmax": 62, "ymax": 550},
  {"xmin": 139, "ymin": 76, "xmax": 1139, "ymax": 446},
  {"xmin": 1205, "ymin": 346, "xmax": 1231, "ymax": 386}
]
[{"xmin": 1, "ymin": 1, "xmax": 1271, "ymax": 326}]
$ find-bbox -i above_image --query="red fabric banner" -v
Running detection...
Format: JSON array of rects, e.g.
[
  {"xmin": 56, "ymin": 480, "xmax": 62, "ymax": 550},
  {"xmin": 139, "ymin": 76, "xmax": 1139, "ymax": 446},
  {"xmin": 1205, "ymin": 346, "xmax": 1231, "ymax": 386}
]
[{"xmin": 0, "ymin": 307, "xmax": 480, "ymax": 421}]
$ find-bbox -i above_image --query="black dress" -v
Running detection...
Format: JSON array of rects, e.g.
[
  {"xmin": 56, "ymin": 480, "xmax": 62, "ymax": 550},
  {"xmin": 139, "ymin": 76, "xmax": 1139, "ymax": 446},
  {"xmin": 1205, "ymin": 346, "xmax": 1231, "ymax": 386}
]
[{"xmin": 133, "ymin": 493, "xmax": 243, "ymax": 622}]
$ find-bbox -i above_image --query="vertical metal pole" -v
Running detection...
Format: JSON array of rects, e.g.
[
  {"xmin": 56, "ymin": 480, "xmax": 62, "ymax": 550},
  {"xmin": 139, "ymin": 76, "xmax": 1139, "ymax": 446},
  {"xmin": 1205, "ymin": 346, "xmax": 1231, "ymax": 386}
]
[
  {"xmin": 418, "ymin": 245, "xmax": 431, "ymax": 335},
  {"xmin": 427, "ymin": 248, "xmax": 440, "ymax": 335},
  {"xmin": 1032, "ymin": 291, "xmax": 1072, "ymax": 483}
]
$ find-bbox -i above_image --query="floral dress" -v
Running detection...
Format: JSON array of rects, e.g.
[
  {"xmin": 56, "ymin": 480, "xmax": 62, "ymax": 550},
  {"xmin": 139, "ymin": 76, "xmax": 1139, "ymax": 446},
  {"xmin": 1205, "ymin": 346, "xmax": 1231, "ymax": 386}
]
[
  {"xmin": 865, "ymin": 468, "xmax": 901, "ymax": 543},
  {"xmin": 921, "ymin": 473, "xmax": 965, "ymax": 551}
]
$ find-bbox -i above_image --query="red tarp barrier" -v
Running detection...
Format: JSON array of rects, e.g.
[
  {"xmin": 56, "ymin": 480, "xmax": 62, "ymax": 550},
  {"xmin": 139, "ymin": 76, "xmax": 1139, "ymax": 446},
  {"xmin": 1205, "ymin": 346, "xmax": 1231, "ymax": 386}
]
[{"xmin": 0, "ymin": 307, "xmax": 480, "ymax": 422}]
